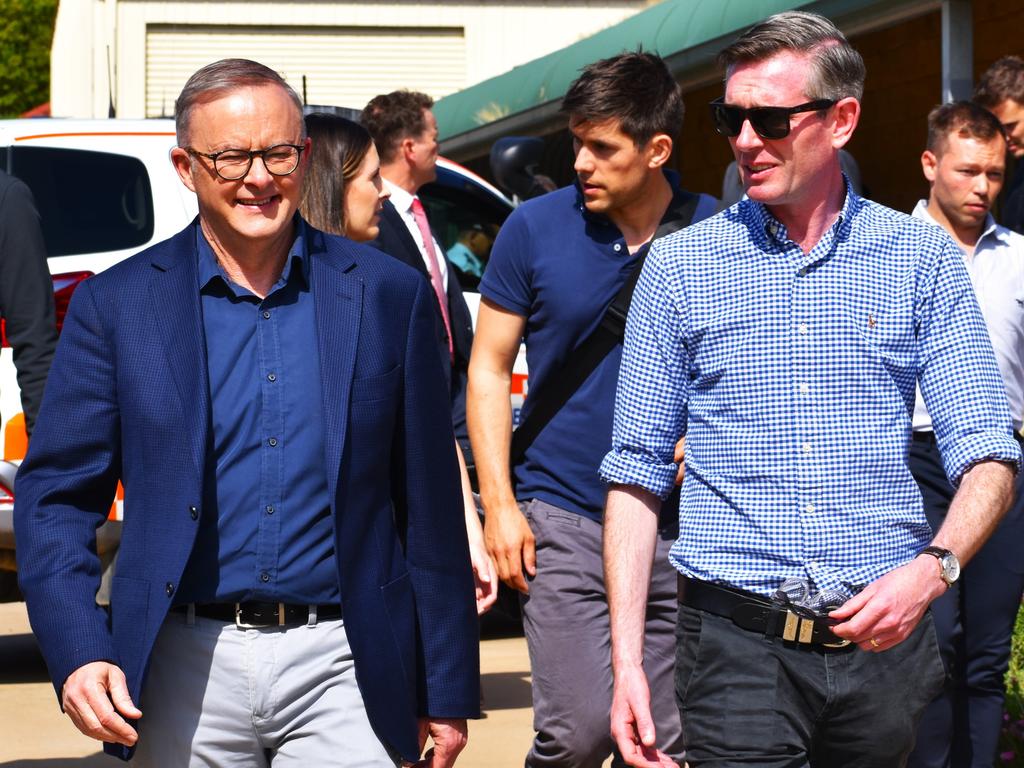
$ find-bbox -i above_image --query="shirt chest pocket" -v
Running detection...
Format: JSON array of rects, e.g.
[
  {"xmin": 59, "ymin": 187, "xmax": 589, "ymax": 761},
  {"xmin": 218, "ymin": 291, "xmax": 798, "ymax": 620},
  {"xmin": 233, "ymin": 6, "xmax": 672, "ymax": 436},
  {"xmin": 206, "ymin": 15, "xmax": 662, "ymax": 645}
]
[{"xmin": 850, "ymin": 307, "xmax": 916, "ymax": 388}]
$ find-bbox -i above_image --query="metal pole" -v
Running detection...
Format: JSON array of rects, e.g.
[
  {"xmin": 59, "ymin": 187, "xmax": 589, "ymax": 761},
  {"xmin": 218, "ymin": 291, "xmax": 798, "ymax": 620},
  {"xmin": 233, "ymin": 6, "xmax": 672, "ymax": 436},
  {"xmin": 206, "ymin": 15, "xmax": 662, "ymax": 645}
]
[{"xmin": 941, "ymin": 0, "xmax": 973, "ymax": 102}]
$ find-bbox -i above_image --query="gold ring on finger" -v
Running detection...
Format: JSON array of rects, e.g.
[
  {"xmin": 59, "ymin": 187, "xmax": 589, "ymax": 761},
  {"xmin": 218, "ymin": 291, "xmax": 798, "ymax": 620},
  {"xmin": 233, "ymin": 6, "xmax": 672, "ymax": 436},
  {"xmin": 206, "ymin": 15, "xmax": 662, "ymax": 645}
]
[{"xmin": 870, "ymin": 637, "xmax": 880, "ymax": 648}]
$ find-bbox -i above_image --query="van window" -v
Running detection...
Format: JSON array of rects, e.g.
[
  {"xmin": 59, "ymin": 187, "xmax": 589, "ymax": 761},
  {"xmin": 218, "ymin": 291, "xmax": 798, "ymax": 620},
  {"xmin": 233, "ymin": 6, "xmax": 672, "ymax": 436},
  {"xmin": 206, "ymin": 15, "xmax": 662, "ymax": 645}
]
[
  {"xmin": 10, "ymin": 147, "xmax": 154, "ymax": 257},
  {"xmin": 421, "ymin": 172, "xmax": 511, "ymax": 292}
]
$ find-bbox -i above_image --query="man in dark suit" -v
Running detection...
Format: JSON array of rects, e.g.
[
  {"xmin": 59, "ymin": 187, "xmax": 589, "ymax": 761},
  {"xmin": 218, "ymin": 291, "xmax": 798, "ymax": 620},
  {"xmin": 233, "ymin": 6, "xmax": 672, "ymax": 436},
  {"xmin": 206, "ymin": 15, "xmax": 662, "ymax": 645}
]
[
  {"xmin": 0, "ymin": 169, "xmax": 57, "ymax": 439},
  {"xmin": 15, "ymin": 58, "xmax": 478, "ymax": 767},
  {"xmin": 361, "ymin": 91, "xmax": 474, "ymax": 465}
]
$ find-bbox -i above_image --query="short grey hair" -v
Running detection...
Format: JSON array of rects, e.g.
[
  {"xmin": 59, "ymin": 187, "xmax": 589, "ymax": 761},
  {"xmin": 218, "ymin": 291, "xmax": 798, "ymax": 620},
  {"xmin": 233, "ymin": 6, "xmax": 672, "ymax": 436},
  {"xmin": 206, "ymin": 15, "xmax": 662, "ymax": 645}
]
[
  {"xmin": 718, "ymin": 11, "xmax": 866, "ymax": 102},
  {"xmin": 174, "ymin": 58, "xmax": 304, "ymax": 146}
]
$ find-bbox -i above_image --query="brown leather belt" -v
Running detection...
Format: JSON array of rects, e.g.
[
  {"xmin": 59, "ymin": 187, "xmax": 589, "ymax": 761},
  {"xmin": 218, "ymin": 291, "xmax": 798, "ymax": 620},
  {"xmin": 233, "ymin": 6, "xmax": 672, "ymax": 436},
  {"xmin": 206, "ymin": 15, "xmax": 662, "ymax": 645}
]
[{"xmin": 678, "ymin": 575, "xmax": 852, "ymax": 650}]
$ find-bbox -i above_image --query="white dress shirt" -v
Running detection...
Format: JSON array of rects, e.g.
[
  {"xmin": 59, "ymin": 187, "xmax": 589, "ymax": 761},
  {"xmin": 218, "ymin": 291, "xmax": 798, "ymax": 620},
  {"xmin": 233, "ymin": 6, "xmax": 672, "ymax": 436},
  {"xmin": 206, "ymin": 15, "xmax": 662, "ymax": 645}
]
[
  {"xmin": 912, "ymin": 200, "xmax": 1024, "ymax": 431},
  {"xmin": 383, "ymin": 179, "xmax": 448, "ymax": 290}
]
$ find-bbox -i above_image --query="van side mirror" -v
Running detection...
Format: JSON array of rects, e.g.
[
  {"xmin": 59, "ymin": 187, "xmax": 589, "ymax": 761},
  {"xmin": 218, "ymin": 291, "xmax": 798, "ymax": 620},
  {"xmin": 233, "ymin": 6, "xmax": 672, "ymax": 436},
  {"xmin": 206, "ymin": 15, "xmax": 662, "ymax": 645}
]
[{"xmin": 489, "ymin": 137, "xmax": 553, "ymax": 201}]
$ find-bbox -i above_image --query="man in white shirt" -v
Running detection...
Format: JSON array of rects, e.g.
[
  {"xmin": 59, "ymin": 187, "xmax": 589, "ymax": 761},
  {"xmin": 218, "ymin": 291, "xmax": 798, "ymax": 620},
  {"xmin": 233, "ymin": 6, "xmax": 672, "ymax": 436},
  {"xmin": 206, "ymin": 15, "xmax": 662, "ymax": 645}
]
[
  {"xmin": 362, "ymin": 90, "xmax": 473, "ymax": 459},
  {"xmin": 908, "ymin": 100, "xmax": 1024, "ymax": 768}
]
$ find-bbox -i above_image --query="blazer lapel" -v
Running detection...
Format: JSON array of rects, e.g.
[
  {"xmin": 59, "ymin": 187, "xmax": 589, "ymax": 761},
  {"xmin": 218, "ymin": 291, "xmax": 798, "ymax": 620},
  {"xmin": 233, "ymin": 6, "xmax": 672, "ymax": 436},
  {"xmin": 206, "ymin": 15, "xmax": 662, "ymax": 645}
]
[
  {"xmin": 310, "ymin": 230, "xmax": 362, "ymax": 503},
  {"xmin": 380, "ymin": 200, "xmax": 429, "ymax": 278},
  {"xmin": 148, "ymin": 224, "xmax": 210, "ymax": 480}
]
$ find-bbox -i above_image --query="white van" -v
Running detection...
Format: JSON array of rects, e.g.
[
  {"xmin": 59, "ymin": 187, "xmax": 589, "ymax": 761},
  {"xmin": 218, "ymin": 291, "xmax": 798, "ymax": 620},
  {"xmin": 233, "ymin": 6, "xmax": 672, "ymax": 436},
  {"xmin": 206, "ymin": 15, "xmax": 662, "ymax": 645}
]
[{"xmin": 0, "ymin": 118, "xmax": 519, "ymax": 600}]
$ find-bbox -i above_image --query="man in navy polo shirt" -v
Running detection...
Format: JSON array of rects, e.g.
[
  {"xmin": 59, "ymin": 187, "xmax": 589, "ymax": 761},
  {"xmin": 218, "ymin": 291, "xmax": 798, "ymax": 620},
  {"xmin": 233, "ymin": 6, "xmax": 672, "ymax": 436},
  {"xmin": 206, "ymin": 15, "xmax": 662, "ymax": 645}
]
[{"xmin": 467, "ymin": 51, "xmax": 716, "ymax": 767}]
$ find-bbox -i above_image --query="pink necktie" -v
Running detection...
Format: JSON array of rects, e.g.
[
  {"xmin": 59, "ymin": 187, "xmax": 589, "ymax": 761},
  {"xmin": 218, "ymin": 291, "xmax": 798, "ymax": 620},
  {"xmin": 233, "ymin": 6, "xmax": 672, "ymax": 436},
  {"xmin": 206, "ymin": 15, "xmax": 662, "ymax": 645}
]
[{"xmin": 411, "ymin": 197, "xmax": 453, "ymax": 361}]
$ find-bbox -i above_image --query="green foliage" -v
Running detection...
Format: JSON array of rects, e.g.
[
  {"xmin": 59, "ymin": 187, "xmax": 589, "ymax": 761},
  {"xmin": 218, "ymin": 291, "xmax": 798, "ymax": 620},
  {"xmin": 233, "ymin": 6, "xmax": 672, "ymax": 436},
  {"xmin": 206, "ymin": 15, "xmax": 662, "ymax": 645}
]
[
  {"xmin": 1001, "ymin": 603, "xmax": 1024, "ymax": 765},
  {"xmin": 0, "ymin": 0, "xmax": 58, "ymax": 117}
]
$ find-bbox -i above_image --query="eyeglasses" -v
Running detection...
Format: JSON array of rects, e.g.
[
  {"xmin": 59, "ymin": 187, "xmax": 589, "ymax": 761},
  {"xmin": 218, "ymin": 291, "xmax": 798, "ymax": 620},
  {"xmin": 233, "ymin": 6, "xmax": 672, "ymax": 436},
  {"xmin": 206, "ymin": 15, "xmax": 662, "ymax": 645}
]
[
  {"xmin": 709, "ymin": 98, "xmax": 837, "ymax": 140},
  {"xmin": 185, "ymin": 143, "xmax": 305, "ymax": 181}
]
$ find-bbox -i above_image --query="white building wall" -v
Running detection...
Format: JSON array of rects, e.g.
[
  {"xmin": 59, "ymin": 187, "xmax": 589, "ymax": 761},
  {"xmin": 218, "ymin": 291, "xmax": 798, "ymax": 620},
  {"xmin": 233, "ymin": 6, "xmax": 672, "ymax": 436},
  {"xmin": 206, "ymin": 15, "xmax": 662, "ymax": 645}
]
[{"xmin": 52, "ymin": 0, "xmax": 654, "ymax": 119}]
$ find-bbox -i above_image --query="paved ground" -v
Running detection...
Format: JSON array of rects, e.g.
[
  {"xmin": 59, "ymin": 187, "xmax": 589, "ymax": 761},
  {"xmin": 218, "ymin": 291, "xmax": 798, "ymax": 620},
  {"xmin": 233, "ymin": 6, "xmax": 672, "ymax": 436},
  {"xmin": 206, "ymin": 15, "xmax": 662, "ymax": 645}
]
[{"xmin": 0, "ymin": 602, "xmax": 536, "ymax": 767}]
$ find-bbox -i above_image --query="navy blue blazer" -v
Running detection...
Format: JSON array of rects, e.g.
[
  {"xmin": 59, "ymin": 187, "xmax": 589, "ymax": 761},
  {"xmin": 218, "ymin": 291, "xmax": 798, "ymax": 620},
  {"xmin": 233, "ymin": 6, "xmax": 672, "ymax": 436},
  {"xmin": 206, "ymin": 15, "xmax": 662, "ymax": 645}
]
[
  {"xmin": 14, "ymin": 219, "xmax": 480, "ymax": 761},
  {"xmin": 370, "ymin": 200, "xmax": 474, "ymax": 460}
]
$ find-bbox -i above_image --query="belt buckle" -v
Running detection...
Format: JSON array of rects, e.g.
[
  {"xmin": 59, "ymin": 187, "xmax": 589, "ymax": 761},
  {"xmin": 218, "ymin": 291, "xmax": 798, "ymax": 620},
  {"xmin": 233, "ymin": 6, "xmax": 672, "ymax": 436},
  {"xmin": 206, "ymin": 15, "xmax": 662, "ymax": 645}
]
[
  {"xmin": 234, "ymin": 603, "xmax": 284, "ymax": 629},
  {"xmin": 821, "ymin": 637, "xmax": 852, "ymax": 648}
]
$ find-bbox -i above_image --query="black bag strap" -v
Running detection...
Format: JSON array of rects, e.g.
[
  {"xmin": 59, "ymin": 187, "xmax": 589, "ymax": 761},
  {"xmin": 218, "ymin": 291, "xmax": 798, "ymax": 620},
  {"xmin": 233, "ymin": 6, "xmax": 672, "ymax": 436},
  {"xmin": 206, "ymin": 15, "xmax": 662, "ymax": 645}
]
[{"xmin": 510, "ymin": 190, "xmax": 703, "ymax": 465}]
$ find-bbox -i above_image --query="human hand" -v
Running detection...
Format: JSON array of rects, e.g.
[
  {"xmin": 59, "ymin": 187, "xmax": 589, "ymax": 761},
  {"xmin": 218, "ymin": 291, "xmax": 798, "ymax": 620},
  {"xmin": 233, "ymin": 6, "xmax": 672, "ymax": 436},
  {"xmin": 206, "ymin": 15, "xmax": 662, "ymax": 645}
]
[
  {"xmin": 673, "ymin": 437, "xmax": 686, "ymax": 486},
  {"xmin": 469, "ymin": 537, "xmax": 499, "ymax": 614},
  {"xmin": 61, "ymin": 661, "xmax": 142, "ymax": 746},
  {"xmin": 408, "ymin": 717, "xmax": 468, "ymax": 767},
  {"xmin": 610, "ymin": 664, "xmax": 677, "ymax": 767},
  {"xmin": 483, "ymin": 502, "xmax": 535, "ymax": 593},
  {"xmin": 829, "ymin": 555, "xmax": 947, "ymax": 652}
]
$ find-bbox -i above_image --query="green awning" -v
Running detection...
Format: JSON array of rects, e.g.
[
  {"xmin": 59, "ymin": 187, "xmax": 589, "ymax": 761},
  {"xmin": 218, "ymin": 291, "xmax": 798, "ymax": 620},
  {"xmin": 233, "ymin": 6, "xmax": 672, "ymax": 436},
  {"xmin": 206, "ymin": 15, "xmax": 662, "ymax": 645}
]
[{"xmin": 436, "ymin": 0, "xmax": 930, "ymax": 156}]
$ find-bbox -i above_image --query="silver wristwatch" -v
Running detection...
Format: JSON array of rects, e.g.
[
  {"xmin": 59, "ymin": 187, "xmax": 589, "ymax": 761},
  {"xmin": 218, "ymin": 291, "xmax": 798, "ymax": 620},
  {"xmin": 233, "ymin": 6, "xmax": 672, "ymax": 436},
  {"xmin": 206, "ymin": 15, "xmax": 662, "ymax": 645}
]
[{"xmin": 918, "ymin": 546, "xmax": 961, "ymax": 587}]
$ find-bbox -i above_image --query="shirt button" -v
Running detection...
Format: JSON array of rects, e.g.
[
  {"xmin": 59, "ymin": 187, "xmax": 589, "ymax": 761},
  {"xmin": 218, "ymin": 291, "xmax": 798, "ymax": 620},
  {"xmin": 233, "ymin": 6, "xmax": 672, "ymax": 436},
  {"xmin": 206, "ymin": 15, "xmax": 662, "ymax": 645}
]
[
  {"xmin": 268, "ymin": 437, "xmax": 278, "ymax": 447},
  {"xmin": 613, "ymin": 243, "xmax": 622, "ymax": 252},
  {"xmin": 262, "ymin": 310, "xmax": 271, "ymax": 319},
  {"xmin": 803, "ymin": 503, "xmax": 816, "ymax": 514},
  {"xmin": 165, "ymin": 582, "xmax": 174, "ymax": 597},
  {"xmin": 260, "ymin": 571, "xmax": 271, "ymax": 583},
  {"xmin": 799, "ymin": 383, "xmax": 810, "ymax": 394},
  {"xmin": 267, "ymin": 373, "xmax": 277, "ymax": 382},
  {"xmin": 189, "ymin": 505, "xmax": 198, "ymax": 520},
  {"xmin": 798, "ymin": 268, "xmax": 807, "ymax": 276},
  {"xmin": 802, "ymin": 442, "xmax": 812, "ymax": 453},
  {"xmin": 266, "ymin": 504, "xmax": 275, "ymax": 515},
  {"xmin": 798, "ymin": 323, "xmax": 808, "ymax": 335}
]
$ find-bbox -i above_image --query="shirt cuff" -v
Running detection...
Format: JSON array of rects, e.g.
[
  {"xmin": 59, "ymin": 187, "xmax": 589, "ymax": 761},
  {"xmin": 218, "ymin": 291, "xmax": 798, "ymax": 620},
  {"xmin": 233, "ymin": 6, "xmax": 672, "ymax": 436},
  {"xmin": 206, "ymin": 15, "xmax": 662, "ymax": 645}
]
[
  {"xmin": 942, "ymin": 431, "xmax": 1022, "ymax": 487},
  {"xmin": 599, "ymin": 449, "xmax": 677, "ymax": 500}
]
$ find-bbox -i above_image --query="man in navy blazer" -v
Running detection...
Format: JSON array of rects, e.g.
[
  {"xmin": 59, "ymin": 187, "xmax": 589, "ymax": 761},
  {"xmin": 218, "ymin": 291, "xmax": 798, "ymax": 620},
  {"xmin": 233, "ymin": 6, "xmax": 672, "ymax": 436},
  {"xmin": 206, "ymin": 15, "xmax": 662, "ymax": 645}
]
[{"xmin": 14, "ymin": 58, "xmax": 478, "ymax": 767}]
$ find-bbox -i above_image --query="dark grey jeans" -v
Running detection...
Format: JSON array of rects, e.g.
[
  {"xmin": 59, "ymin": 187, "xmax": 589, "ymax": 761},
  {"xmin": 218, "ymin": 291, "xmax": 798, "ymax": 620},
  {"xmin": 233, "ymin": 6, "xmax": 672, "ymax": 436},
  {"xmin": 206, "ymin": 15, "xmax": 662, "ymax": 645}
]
[
  {"xmin": 676, "ymin": 603, "xmax": 945, "ymax": 767},
  {"xmin": 520, "ymin": 498, "xmax": 684, "ymax": 768}
]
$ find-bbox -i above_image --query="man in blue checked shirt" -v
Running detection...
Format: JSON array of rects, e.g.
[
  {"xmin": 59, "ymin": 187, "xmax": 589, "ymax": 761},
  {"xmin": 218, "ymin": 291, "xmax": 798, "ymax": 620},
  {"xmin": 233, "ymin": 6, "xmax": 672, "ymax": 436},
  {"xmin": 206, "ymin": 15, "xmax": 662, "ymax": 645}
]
[{"xmin": 601, "ymin": 12, "xmax": 1022, "ymax": 768}]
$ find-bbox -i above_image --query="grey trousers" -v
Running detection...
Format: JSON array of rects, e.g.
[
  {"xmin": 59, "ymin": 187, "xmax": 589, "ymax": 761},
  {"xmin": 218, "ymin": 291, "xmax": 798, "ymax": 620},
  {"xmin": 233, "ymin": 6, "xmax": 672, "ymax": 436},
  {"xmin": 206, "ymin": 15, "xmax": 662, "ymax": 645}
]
[
  {"xmin": 521, "ymin": 498, "xmax": 684, "ymax": 768},
  {"xmin": 130, "ymin": 610, "xmax": 398, "ymax": 767}
]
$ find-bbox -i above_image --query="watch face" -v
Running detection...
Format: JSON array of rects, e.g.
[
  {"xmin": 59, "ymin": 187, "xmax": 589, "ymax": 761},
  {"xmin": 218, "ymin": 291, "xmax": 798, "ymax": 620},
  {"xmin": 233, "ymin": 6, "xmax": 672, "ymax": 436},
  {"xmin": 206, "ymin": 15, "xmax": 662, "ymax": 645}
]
[{"xmin": 941, "ymin": 553, "xmax": 961, "ymax": 583}]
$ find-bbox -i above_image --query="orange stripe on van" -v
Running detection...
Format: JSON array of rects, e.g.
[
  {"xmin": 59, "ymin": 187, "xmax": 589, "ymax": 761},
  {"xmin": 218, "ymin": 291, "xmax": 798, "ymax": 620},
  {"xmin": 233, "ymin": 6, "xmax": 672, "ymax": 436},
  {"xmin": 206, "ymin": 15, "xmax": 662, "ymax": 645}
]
[
  {"xmin": 511, "ymin": 373, "xmax": 528, "ymax": 397},
  {"xmin": 3, "ymin": 414, "xmax": 27, "ymax": 461},
  {"xmin": 15, "ymin": 132, "xmax": 176, "ymax": 141}
]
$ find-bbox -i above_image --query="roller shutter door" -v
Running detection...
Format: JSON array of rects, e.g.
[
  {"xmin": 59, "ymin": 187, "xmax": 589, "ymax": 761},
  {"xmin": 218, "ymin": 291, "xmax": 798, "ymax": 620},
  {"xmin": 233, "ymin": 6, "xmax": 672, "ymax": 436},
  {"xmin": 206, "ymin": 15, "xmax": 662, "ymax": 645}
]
[{"xmin": 146, "ymin": 24, "xmax": 465, "ymax": 117}]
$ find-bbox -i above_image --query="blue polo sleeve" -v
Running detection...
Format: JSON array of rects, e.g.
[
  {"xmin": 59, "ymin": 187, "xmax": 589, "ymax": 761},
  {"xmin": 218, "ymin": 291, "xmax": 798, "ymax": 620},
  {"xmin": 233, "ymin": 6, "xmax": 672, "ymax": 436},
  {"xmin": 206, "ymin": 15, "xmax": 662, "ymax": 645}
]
[{"xmin": 479, "ymin": 205, "xmax": 533, "ymax": 316}]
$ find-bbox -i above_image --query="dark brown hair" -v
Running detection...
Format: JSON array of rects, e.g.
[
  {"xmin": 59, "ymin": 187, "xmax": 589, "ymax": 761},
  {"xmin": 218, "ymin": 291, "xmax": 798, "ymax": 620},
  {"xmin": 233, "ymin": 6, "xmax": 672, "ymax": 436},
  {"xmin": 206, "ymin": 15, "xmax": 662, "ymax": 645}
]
[
  {"xmin": 974, "ymin": 56, "xmax": 1024, "ymax": 108},
  {"xmin": 926, "ymin": 101, "xmax": 1006, "ymax": 155},
  {"xmin": 299, "ymin": 113, "xmax": 374, "ymax": 236},
  {"xmin": 560, "ymin": 50, "xmax": 683, "ymax": 146},
  {"xmin": 361, "ymin": 90, "xmax": 434, "ymax": 164}
]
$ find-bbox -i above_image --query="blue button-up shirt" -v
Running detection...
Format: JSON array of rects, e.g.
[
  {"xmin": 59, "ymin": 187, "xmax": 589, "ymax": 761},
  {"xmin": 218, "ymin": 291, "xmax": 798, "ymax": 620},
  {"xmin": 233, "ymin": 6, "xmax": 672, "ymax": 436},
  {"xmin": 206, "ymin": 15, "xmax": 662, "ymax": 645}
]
[
  {"xmin": 177, "ymin": 221, "xmax": 339, "ymax": 605},
  {"xmin": 600, "ymin": 185, "xmax": 1021, "ymax": 598}
]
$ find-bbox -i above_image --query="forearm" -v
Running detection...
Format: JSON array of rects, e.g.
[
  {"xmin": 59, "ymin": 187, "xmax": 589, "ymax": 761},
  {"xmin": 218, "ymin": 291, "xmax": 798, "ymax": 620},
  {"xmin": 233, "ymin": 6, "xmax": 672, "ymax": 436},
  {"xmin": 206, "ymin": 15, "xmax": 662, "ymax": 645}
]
[
  {"xmin": 455, "ymin": 441, "xmax": 483, "ymax": 543},
  {"xmin": 604, "ymin": 484, "xmax": 661, "ymax": 670},
  {"xmin": 466, "ymin": 365, "xmax": 516, "ymax": 510},
  {"xmin": 932, "ymin": 459, "xmax": 1016, "ymax": 566}
]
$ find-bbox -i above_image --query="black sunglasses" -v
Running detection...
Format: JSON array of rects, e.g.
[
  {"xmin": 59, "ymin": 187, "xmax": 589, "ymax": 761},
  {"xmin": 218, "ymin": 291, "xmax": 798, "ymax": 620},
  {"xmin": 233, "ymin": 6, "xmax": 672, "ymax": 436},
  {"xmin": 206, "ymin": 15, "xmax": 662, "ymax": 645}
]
[{"xmin": 709, "ymin": 98, "xmax": 837, "ymax": 140}]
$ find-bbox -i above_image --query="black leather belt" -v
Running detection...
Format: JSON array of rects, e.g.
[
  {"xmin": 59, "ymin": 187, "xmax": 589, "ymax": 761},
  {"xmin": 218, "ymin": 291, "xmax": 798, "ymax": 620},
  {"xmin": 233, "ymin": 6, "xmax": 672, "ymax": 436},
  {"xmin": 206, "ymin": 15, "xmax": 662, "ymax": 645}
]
[
  {"xmin": 911, "ymin": 431, "xmax": 936, "ymax": 444},
  {"xmin": 678, "ymin": 576, "xmax": 852, "ymax": 650},
  {"xmin": 173, "ymin": 602, "xmax": 342, "ymax": 628}
]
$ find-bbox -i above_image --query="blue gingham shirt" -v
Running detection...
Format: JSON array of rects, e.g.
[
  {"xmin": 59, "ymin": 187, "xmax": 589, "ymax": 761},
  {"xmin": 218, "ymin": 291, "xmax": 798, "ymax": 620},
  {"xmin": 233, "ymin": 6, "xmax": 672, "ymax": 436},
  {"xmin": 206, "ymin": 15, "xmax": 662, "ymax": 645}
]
[{"xmin": 600, "ymin": 185, "xmax": 1021, "ymax": 598}]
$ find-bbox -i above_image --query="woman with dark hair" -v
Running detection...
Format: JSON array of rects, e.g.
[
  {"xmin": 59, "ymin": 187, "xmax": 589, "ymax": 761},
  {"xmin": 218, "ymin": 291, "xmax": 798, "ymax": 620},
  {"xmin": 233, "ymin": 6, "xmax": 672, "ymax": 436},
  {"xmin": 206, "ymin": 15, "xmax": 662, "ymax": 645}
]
[
  {"xmin": 301, "ymin": 112, "xmax": 498, "ymax": 615},
  {"xmin": 300, "ymin": 113, "xmax": 389, "ymax": 241}
]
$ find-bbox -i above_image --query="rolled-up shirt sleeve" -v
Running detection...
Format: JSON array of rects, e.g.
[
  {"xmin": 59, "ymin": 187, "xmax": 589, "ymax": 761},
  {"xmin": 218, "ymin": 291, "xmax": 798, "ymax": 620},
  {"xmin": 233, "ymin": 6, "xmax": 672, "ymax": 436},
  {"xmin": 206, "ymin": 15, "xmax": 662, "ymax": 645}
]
[
  {"xmin": 600, "ymin": 241, "xmax": 690, "ymax": 499},
  {"xmin": 918, "ymin": 236, "xmax": 1022, "ymax": 484}
]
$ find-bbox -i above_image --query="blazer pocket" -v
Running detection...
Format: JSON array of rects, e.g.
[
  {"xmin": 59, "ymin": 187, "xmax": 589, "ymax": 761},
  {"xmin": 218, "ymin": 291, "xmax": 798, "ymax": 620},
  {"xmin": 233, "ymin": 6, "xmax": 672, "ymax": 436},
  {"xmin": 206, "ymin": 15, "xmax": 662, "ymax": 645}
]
[{"xmin": 351, "ymin": 365, "xmax": 401, "ymax": 403}]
